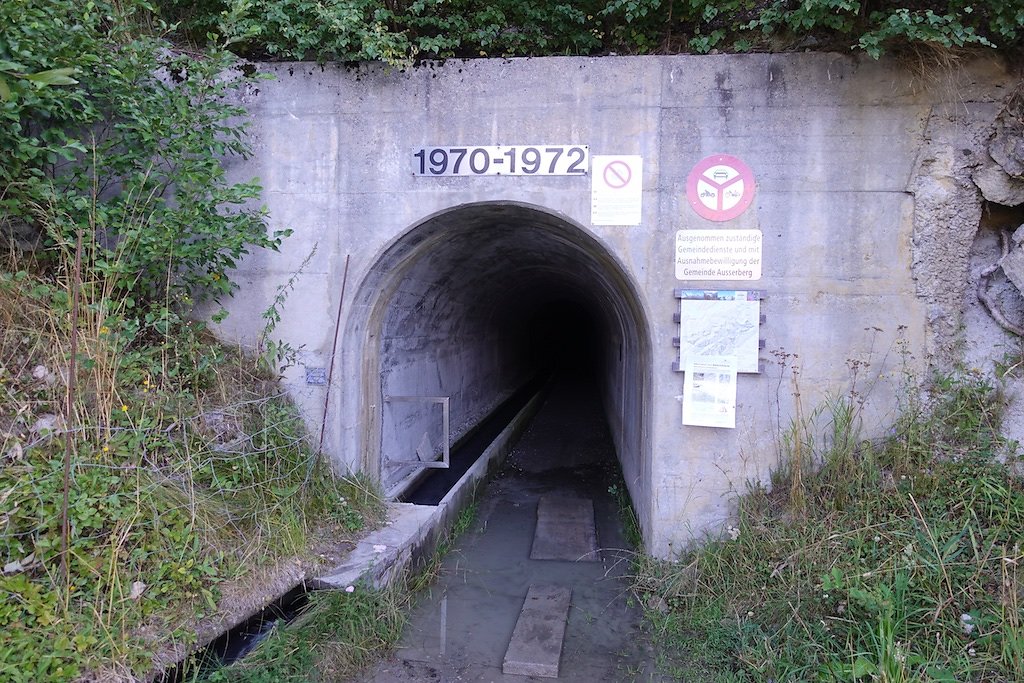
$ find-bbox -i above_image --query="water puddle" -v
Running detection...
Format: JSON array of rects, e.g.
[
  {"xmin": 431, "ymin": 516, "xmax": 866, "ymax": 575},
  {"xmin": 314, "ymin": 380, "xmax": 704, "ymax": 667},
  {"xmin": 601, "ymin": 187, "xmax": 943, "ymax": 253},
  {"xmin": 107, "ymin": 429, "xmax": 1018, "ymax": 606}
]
[{"xmin": 359, "ymin": 378, "xmax": 662, "ymax": 681}]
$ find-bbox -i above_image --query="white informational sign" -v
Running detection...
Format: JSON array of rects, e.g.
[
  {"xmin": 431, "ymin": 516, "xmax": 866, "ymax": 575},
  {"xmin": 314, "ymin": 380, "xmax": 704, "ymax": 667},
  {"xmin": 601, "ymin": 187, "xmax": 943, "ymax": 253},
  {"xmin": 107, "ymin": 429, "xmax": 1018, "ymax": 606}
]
[
  {"xmin": 675, "ymin": 229, "xmax": 762, "ymax": 280},
  {"xmin": 679, "ymin": 291, "xmax": 760, "ymax": 374},
  {"xmin": 591, "ymin": 155, "xmax": 642, "ymax": 226},
  {"xmin": 682, "ymin": 356, "xmax": 738, "ymax": 429}
]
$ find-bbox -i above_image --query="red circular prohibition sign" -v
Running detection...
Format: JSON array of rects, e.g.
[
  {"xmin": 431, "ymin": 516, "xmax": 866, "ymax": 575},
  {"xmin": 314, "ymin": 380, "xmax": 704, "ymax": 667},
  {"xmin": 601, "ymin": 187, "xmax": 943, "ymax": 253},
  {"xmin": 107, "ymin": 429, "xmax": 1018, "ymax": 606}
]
[
  {"xmin": 603, "ymin": 160, "xmax": 632, "ymax": 189},
  {"xmin": 686, "ymin": 154, "xmax": 756, "ymax": 222}
]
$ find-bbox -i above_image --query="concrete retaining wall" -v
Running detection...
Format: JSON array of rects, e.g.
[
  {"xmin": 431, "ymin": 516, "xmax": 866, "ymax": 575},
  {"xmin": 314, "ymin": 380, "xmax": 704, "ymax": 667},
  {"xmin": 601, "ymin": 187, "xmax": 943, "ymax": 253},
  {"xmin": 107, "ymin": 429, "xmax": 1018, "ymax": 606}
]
[{"xmin": 211, "ymin": 53, "xmax": 1021, "ymax": 558}]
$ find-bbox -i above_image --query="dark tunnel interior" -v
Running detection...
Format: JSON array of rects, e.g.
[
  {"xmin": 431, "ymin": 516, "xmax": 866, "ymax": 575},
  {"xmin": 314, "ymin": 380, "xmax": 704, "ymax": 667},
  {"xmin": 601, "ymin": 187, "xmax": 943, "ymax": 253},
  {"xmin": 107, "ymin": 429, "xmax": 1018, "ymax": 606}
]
[{"xmin": 356, "ymin": 203, "xmax": 648, "ymax": 513}]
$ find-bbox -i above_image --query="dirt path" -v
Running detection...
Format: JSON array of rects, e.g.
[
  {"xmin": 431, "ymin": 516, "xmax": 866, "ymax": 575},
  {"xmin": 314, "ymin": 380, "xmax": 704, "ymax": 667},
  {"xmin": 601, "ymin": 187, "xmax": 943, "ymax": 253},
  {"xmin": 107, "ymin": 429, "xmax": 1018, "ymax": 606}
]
[{"xmin": 353, "ymin": 379, "xmax": 666, "ymax": 682}]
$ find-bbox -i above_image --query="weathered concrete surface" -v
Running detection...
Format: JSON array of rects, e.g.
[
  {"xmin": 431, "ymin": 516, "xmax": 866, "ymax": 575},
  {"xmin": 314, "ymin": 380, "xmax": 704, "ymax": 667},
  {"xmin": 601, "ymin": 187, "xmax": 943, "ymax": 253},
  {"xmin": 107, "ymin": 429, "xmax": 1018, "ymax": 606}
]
[
  {"xmin": 502, "ymin": 584, "xmax": 572, "ymax": 678},
  {"xmin": 313, "ymin": 503, "xmax": 438, "ymax": 590},
  {"xmin": 210, "ymin": 53, "xmax": 1020, "ymax": 558},
  {"xmin": 315, "ymin": 382, "xmax": 545, "ymax": 589}
]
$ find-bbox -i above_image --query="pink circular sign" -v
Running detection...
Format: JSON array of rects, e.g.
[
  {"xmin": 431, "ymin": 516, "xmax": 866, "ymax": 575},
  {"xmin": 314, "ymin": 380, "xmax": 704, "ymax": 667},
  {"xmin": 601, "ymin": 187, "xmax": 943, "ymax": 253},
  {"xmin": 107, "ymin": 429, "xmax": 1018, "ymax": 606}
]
[{"xmin": 686, "ymin": 154, "xmax": 756, "ymax": 222}]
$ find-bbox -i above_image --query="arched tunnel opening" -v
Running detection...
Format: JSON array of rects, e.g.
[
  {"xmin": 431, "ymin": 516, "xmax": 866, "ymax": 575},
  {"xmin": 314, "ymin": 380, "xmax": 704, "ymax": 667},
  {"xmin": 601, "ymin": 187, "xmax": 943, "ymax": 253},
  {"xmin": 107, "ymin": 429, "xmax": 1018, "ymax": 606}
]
[{"xmin": 354, "ymin": 202, "xmax": 651, "ymax": 535}]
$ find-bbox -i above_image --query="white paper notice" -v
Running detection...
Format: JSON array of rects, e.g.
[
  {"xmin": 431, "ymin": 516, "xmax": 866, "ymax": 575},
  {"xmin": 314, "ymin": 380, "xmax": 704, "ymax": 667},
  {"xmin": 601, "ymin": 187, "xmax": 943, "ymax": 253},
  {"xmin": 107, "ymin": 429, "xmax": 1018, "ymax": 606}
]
[
  {"xmin": 591, "ymin": 155, "xmax": 642, "ymax": 226},
  {"xmin": 682, "ymin": 356, "xmax": 738, "ymax": 429}
]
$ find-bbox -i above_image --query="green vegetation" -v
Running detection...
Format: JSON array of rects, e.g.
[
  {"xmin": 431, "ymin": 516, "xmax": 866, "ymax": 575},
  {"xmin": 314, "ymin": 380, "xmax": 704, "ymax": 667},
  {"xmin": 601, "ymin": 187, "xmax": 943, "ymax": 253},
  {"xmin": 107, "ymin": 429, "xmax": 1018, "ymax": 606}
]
[
  {"xmin": 0, "ymin": 265, "xmax": 384, "ymax": 681},
  {"xmin": 634, "ymin": 370, "xmax": 1024, "ymax": 681},
  {"xmin": 158, "ymin": 0, "xmax": 1023, "ymax": 63},
  {"xmin": 204, "ymin": 584, "xmax": 407, "ymax": 682},
  {"xmin": 1, "ymin": 1, "xmax": 384, "ymax": 680},
  {"xmin": 202, "ymin": 501, "xmax": 480, "ymax": 681}
]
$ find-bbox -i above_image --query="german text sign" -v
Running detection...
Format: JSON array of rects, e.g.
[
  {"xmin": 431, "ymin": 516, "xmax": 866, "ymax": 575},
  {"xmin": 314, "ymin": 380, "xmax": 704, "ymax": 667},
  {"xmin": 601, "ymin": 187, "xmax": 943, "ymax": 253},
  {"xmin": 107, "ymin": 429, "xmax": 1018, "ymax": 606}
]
[{"xmin": 675, "ymin": 230, "xmax": 762, "ymax": 281}]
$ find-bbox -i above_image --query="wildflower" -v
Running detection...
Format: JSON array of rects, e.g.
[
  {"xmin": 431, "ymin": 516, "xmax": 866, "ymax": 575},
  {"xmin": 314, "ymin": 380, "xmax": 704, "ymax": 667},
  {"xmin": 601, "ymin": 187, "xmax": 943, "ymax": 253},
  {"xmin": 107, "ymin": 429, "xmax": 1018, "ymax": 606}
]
[
  {"xmin": 960, "ymin": 613, "xmax": 975, "ymax": 635},
  {"xmin": 99, "ymin": 326, "xmax": 110, "ymax": 335},
  {"xmin": 212, "ymin": 273, "xmax": 221, "ymax": 281},
  {"xmin": 345, "ymin": 585, "xmax": 355, "ymax": 593},
  {"xmin": 968, "ymin": 647, "xmax": 976, "ymax": 657},
  {"xmin": 121, "ymin": 404, "xmax": 128, "ymax": 412},
  {"xmin": 726, "ymin": 525, "xmax": 740, "ymax": 541},
  {"xmin": 102, "ymin": 445, "xmax": 110, "ymax": 453}
]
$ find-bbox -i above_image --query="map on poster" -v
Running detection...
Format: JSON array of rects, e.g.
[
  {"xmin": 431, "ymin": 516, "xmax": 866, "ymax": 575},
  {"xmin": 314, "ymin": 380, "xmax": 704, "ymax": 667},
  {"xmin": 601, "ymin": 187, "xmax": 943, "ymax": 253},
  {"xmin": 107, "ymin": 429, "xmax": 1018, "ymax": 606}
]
[
  {"xmin": 678, "ymin": 290, "xmax": 760, "ymax": 374},
  {"xmin": 682, "ymin": 355, "xmax": 737, "ymax": 429}
]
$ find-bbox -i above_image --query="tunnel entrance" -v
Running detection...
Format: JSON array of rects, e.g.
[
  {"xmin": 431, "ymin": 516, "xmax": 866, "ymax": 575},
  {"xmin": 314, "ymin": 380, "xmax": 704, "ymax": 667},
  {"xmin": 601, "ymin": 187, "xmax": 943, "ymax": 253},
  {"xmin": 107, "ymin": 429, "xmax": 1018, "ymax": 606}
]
[{"xmin": 350, "ymin": 202, "xmax": 652, "ymax": 537}]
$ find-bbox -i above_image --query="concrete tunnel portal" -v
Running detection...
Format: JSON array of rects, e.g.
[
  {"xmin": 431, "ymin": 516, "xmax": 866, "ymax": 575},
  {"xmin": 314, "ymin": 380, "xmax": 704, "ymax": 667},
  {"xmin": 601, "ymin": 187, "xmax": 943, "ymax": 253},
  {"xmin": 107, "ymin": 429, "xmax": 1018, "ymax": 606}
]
[{"xmin": 350, "ymin": 202, "xmax": 653, "ymax": 530}]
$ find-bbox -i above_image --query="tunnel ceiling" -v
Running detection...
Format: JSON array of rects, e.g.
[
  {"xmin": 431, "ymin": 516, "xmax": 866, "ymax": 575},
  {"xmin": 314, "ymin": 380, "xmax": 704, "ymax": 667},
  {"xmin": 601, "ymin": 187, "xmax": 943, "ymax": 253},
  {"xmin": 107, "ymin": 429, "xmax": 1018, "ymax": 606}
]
[{"xmin": 379, "ymin": 203, "xmax": 640, "ymax": 337}]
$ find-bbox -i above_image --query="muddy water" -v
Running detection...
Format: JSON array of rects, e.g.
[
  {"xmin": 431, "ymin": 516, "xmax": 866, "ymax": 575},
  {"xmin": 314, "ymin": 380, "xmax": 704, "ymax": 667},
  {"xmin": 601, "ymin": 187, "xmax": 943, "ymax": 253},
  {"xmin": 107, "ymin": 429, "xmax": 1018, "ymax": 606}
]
[{"xmin": 355, "ymin": 379, "xmax": 665, "ymax": 682}]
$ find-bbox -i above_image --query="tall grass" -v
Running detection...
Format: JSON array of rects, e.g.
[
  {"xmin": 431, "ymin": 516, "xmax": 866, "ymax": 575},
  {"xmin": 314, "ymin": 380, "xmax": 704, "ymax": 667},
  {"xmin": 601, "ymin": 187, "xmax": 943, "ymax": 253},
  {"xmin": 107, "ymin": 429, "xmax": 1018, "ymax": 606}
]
[
  {"xmin": 635, "ymin": 370, "xmax": 1024, "ymax": 682},
  {"xmin": 0, "ymin": 253, "xmax": 383, "ymax": 681},
  {"xmin": 205, "ymin": 584, "xmax": 408, "ymax": 683}
]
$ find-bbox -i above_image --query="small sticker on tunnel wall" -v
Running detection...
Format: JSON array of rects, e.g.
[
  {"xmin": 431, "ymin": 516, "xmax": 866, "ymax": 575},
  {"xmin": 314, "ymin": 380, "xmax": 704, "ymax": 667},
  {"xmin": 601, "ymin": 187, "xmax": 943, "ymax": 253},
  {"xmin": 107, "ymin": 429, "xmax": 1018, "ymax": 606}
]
[{"xmin": 591, "ymin": 155, "xmax": 642, "ymax": 226}]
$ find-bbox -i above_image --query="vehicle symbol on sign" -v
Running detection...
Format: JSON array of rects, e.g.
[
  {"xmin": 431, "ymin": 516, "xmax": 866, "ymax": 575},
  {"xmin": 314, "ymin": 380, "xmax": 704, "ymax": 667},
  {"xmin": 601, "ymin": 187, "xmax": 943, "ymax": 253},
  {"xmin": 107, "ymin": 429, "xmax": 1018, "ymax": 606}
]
[{"xmin": 685, "ymin": 154, "xmax": 756, "ymax": 222}]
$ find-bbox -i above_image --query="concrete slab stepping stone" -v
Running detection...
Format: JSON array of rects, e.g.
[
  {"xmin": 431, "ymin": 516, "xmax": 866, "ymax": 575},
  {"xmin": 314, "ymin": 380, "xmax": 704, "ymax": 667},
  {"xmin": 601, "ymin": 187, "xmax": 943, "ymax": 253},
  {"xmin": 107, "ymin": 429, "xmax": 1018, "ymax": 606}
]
[
  {"xmin": 502, "ymin": 584, "xmax": 573, "ymax": 678},
  {"xmin": 529, "ymin": 494, "xmax": 599, "ymax": 561}
]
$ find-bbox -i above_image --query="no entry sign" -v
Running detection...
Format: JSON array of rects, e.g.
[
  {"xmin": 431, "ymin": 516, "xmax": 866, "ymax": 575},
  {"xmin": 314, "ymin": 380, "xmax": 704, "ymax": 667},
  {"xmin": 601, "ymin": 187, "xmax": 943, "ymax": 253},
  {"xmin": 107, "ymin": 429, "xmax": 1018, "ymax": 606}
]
[
  {"xmin": 686, "ymin": 154, "xmax": 756, "ymax": 222},
  {"xmin": 592, "ymin": 155, "xmax": 642, "ymax": 226}
]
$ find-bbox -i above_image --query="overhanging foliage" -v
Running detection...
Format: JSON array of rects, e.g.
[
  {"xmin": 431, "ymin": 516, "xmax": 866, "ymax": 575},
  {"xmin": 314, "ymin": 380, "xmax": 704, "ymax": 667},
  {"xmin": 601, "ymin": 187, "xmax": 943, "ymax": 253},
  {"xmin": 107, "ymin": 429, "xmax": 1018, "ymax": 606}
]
[{"xmin": 157, "ymin": 0, "xmax": 1023, "ymax": 63}]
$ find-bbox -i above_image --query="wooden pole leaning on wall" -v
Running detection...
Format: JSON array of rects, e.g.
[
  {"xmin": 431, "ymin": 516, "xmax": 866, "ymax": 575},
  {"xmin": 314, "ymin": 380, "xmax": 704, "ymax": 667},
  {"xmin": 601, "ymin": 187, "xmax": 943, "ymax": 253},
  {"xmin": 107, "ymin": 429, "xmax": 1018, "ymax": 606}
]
[{"xmin": 319, "ymin": 254, "xmax": 351, "ymax": 456}]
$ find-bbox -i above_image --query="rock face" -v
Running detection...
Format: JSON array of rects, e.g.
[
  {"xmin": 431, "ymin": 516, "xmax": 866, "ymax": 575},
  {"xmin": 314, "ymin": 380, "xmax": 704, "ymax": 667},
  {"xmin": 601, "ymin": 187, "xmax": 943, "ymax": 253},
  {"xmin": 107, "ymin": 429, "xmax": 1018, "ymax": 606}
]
[
  {"xmin": 975, "ymin": 103, "xmax": 1024, "ymax": 206},
  {"xmin": 990, "ymin": 104, "xmax": 1024, "ymax": 179},
  {"xmin": 974, "ymin": 161, "xmax": 1024, "ymax": 206},
  {"xmin": 1000, "ymin": 226, "xmax": 1024, "ymax": 295}
]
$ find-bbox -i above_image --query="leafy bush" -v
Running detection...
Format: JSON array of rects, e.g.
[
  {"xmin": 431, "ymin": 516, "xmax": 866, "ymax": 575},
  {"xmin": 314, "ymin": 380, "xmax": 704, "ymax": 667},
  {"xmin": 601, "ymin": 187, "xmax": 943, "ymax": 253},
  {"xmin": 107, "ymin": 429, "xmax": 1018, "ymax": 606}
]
[
  {"xmin": 156, "ymin": 0, "xmax": 1023, "ymax": 63},
  {"xmin": 1, "ymin": 0, "xmax": 287, "ymax": 326},
  {"xmin": 1, "ymin": 3, "xmax": 383, "ymax": 679}
]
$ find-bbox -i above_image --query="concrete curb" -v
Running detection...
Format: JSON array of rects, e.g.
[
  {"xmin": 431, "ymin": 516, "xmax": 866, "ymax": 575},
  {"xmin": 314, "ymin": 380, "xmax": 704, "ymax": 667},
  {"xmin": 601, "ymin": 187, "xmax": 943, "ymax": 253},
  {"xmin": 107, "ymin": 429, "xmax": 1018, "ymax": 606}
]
[{"xmin": 312, "ymin": 387, "xmax": 545, "ymax": 590}]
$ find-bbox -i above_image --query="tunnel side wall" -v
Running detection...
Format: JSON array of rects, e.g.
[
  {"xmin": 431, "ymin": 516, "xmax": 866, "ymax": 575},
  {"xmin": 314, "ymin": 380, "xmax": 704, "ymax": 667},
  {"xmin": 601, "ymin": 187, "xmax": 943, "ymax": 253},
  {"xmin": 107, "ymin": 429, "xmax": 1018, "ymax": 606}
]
[
  {"xmin": 376, "ymin": 259, "xmax": 528, "ymax": 494},
  {"xmin": 210, "ymin": 54, "xmax": 1017, "ymax": 558}
]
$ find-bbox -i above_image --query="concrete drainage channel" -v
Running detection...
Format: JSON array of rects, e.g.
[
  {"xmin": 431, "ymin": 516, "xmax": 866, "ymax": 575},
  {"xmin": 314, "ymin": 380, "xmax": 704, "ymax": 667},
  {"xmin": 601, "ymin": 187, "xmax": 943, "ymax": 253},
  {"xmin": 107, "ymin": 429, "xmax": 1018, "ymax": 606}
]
[
  {"xmin": 316, "ymin": 382, "xmax": 548, "ymax": 592},
  {"xmin": 158, "ymin": 381, "xmax": 547, "ymax": 681},
  {"xmin": 361, "ymin": 378, "xmax": 656, "ymax": 681}
]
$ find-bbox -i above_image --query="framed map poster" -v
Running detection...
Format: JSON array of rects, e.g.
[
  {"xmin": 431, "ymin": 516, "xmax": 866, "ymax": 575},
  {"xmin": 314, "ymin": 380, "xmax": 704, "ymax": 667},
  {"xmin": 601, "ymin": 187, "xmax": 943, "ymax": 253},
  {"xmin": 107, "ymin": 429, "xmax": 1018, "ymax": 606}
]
[{"xmin": 678, "ymin": 290, "xmax": 760, "ymax": 374}]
